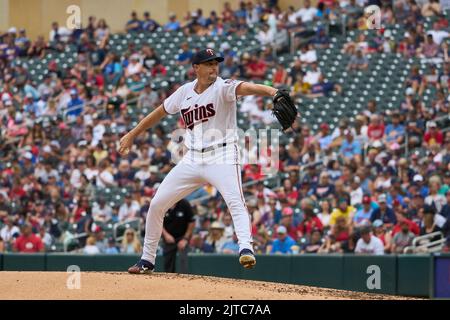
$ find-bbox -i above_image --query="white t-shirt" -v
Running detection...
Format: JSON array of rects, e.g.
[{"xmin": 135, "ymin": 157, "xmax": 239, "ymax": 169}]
[
  {"xmin": 0, "ymin": 226, "xmax": 20, "ymax": 242},
  {"xmin": 355, "ymin": 235, "xmax": 385, "ymax": 255},
  {"xmin": 296, "ymin": 8, "xmax": 317, "ymax": 23},
  {"xmin": 240, "ymin": 96, "xmax": 258, "ymax": 114},
  {"xmin": 84, "ymin": 168, "xmax": 99, "ymax": 182},
  {"xmin": 70, "ymin": 169, "xmax": 83, "ymax": 188},
  {"xmin": 163, "ymin": 77, "xmax": 243, "ymax": 164},
  {"xmin": 350, "ymin": 187, "xmax": 364, "ymax": 207},
  {"xmin": 92, "ymin": 203, "xmax": 113, "ymax": 221},
  {"xmin": 83, "ymin": 245, "xmax": 100, "ymax": 254},
  {"xmin": 96, "ymin": 170, "xmax": 115, "ymax": 188},
  {"xmin": 304, "ymin": 70, "xmax": 321, "ymax": 85},
  {"xmin": 299, "ymin": 50, "xmax": 317, "ymax": 64},
  {"xmin": 427, "ymin": 30, "xmax": 449, "ymax": 45},
  {"xmin": 118, "ymin": 201, "xmax": 141, "ymax": 221},
  {"xmin": 425, "ymin": 194, "xmax": 447, "ymax": 213},
  {"xmin": 257, "ymin": 29, "xmax": 274, "ymax": 46},
  {"xmin": 93, "ymin": 124, "xmax": 105, "ymax": 143}
]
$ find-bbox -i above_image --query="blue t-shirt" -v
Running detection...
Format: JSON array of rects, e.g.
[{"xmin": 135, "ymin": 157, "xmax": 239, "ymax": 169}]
[
  {"xmin": 221, "ymin": 241, "xmax": 240, "ymax": 253},
  {"xmin": 353, "ymin": 208, "xmax": 373, "ymax": 225},
  {"xmin": 339, "ymin": 139, "xmax": 361, "ymax": 158},
  {"xmin": 126, "ymin": 19, "xmax": 142, "ymax": 32},
  {"xmin": 385, "ymin": 124, "xmax": 405, "ymax": 143},
  {"xmin": 177, "ymin": 50, "xmax": 194, "ymax": 63},
  {"xmin": 270, "ymin": 236, "xmax": 296, "ymax": 254},
  {"xmin": 164, "ymin": 21, "xmax": 181, "ymax": 31},
  {"xmin": 67, "ymin": 97, "xmax": 84, "ymax": 116}
]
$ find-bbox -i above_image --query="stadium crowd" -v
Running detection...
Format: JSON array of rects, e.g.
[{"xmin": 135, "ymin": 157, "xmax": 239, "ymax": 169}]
[{"xmin": 0, "ymin": 0, "xmax": 450, "ymax": 256}]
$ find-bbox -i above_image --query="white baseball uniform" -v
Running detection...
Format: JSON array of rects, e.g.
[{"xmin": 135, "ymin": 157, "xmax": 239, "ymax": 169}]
[{"xmin": 141, "ymin": 77, "xmax": 253, "ymax": 264}]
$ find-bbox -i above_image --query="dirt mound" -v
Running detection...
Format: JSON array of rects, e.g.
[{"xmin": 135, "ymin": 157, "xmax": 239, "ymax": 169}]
[{"xmin": 0, "ymin": 272, "xmax": 419, "ymax": 300}]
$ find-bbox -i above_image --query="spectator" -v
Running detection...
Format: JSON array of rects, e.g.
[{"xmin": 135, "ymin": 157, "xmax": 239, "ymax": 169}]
[
  {"xmin": 423, "ymin": 121, "xmax": 444, "ymax": 147},
  {"xmin": 176, "ymin": 42, "xmax": 194, "ymax": 66},
  {"xmin": 367, "ymin": 114, "xmax": 385, "ymax": 145},
  {"xmin": 66, "ymin": 89, "xmax": 84, "ymax": 119},
  {"xmin": 298, "ymin": 207, "xmax": 324, "ymax": 239},
  {"xmin": 142, "ymin": 12, "xmax": 160, "ymax": 32},
  {"xmin": 92, "ymin": 198, "xmax": 113, "ymax": 222},
  {"xmin": 13, "ymin": 224, "xmax": 45, "ymax": 253},
  {"xmin": 125, "ymin": 54, "xmax": 143, "ymax": 77},
  {"xmin": 384, "ymin": 111, "xmax": 405, "ymax": 147},
  {"xmin": 307, "ymin": 74, "xmax": 342, "ymax": 97},
  {"xmin": 317, "ymin": 199, "xmax": 332, "ymax": 229},
  {"xmin": 391, "ymin": 220, "xmax": 416, "ymax": 253},
  {"xmin": 353, "ymin": 195, "xmax": 374, "ymax": 227},
  {"xmin": 95, "ymin": 19, "xmax": 110, "ymax": 42},
  {"xmin": 427, "ymin": 22, "xmax": 449, "ymax": 46},
  {"xmin": 121, "ymin": 228, "xmax": 142, "ymax": 253},
  {"xmin": 164, "ymin": 13, "xmax": 181, "ymax": 31},
  {"xmin": 301, "ymin": 229, "xmax": 323, "ymax": 253},
  {"xmin": 355, "ymin": 226, "xmax": 384, "ymax": 255},
  {"xmin": 38, "ymin": 225, "xmax": 53, "ymax": 250},
  {"xmin": 204, "ymin": 221, "xmax": 227, "ymax": 253},
  {"xmin": 339, "ymin": 129, "xmax": 362, "ymax": 163},
  {"xmin": 422, "ymin": 0, "xmax": 441, "ymax": 17},
  {"xmin": 303, "ymin": 61, "xmax": 321, "ymax": 86},
  {"xmin": 244, "ymin": 53, "xmax": 267, "ymax": 80},
  {"xmin": 296, "ymin": 0, "xmax": 317, "ymax": 23},
  {"xmin": 272, "ymin": 62, "xmax": 288, "ymax": 87},
  {"xmin": 419, "ymin": 204, "xmax": 443, "ymax": 242},
  {"xmin": 372, "ymin": 219, "xmax": 392, "ymax": 253},
  {"xmin": 440, "ymin": 190, "xmax": 450, "ymax": 218},
  {"xmin": 299, "ymin": 44, "xmax": 317, "ymax": 66},
  {"xmin": 0, "ymin": 216, "xmax": 20, "ymax": 246},
  {"xmin": 312, "ymin": 27, "xmax": 330, "ymax": 49},
  {"xmin": 371, "ymin": 194, "xmax": 397, "ymax": 226},
  {"xmin": 118, "ymin": 194, "xmax": 140, "ymax": 221},
  {"xmin": 347, "ymin": 50, "xmax": 369, "ymax": 71},
  {"xmin": 221, "ymin": 232, "xmax": 240, "ymax": 254},
  {"xmin": 278, "ymin": 207, "xmax": 299, "ymax": 241},
  {"xmin": 125, "ymin": 11, "xmax": 142, "ymax": 32},
  {"xmin": 330, "ymin": 216, "xmax": 352, "ymax": 252},
  {"xmin": 83, "ymin": 236, "xmax": 101, "ymax": 254},
  {"xmin": 425, "ymin": 178, "xmax": 447, "ymax": 213},
  {"xmin": 105, "ymin": 237, "xmax": 120, "ymax": 254},
  {"xmin": 270, "ymin": 225, "xmax": 296, "ymax": 254}
]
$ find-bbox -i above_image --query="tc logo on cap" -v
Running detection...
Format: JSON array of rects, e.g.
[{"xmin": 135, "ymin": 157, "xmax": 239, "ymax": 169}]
[{"xmin": 206, "ymin": 49, "xmax": 214, "ymax": 56}]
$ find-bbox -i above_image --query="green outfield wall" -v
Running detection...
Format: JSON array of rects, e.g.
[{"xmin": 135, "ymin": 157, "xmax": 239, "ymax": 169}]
[{"xmin": 0, "ymin": 253, "xmax": 446, "ymax": 298}]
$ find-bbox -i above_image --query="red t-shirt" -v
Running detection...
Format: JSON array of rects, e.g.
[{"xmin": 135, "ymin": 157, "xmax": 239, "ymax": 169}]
[
  {"xmin": 368, "ymin": 124, "xmax": 385, "ymax": 140},
  {"xmin": 424, "ymin": 130, "xmax": 444, "ymax": 146},
  {"xmin": 298, "ymin": 217, "xmax": 324, "ymax": 237},
  {"xmin": 391, "ymin": 219, "xmax": 420, "ymax": 237},
  {"xmin": 14, "ymin": 234, "xmax": 44, "ymax": 253}
]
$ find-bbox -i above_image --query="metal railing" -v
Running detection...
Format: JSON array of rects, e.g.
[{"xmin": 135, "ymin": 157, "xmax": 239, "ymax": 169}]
[
  {"xmin": 113, "ymin": 218, "xmax": 141, "ymax": 242},
  {"xmin": 403, "ymin": 231, "xmax": 446, "ymax": 253}
]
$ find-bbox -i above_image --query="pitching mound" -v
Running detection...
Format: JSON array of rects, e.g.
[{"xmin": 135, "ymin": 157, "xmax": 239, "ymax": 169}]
[{"xmin": 0, "ymin": 272, "xmax": 418, "ymax": 300}]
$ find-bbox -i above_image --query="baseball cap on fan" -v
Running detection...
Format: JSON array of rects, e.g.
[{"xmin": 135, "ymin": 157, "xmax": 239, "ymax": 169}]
[{"xmin": 191, "ymin": 48, "xmax": 224, "ymax": 66}]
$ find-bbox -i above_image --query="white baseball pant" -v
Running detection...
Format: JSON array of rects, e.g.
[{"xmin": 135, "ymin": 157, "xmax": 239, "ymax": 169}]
[{"xmin": 141, "ymin": 161, "xmax": 253, "ymax": 264}]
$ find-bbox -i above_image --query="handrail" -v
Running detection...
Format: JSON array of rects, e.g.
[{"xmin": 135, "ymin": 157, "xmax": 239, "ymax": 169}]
[
  {"xmin": 113, "ymin": 218, "xmax": 141, "ymax": 240},
  {"xmin": 403, "ymin": 231, "xmax": 445, "ymax": 253}
]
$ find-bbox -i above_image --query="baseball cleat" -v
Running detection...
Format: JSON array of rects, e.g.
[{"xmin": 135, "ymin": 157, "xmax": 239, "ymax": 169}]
[
  {"xmin": 128, "ymin": 259, "xmax": 154, "ymax": 274},
  {"xmin": 239, "ymin": 249, "xmax": 256, "ymax": 269}
]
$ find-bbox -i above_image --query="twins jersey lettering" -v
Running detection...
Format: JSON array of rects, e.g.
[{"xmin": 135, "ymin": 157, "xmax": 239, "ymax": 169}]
[{"xmin": 163, "ymin": 77, "xmax": 242, "ymax": 151}]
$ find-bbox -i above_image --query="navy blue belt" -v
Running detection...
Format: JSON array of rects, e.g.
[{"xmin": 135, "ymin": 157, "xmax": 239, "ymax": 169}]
[{"xmin": 191, "ymin": 143, "xmax": 227, "ymax": 153}]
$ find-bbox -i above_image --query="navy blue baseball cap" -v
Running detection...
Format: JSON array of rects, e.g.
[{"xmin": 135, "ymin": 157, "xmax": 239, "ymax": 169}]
[{"xmin": 192, "ymin": 48, "xmax": 224, "ymax": 65}]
